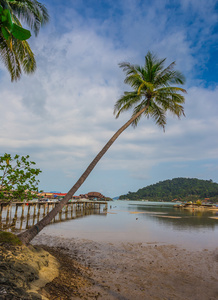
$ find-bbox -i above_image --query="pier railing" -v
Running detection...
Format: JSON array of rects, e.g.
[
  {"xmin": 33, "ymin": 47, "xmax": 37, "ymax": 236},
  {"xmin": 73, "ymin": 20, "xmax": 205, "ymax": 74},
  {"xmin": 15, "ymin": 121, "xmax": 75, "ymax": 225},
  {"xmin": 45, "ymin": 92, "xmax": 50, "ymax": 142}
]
[{"xmin": 0, "ymin": 201, "xmax": 108, "ymax": 232}]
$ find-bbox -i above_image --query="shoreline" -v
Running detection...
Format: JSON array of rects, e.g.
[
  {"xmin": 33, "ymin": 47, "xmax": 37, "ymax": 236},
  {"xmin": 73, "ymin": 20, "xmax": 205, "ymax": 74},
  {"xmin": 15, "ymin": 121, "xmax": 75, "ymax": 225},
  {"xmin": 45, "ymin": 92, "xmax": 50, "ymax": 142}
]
[{"xmin": 32, "ymin": 234, "xmax": 218, "ymax": 300}]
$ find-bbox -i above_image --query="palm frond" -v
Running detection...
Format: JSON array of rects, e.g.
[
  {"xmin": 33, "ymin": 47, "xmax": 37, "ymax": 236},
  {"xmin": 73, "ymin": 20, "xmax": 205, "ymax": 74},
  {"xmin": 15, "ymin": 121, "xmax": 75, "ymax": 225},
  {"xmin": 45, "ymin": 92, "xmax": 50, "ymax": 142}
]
[
  {"xmin": 169, "ymin": 95, "xmax": 186, "ymax": 118},
  {"xmin": 0, "ymin": 34, "xmax": 22, "ymax": 80},
  {"xmin": 131, "ymin": 100, "xmax": 149, "ymax": 127},
  {"xmin": 114, "ymin": 91, "xmax": 141, "ymax": 118},
  {"xmin": 115, "ymin": 51, "xmax": 186, "ymax": 130},
  {"xmin": 0, "ymin": 31, "xmax": 36, "ymax": 80},
  {"xmin": 9, "ymin": 0, "xmax": 49, "ymax": 36},
  {"xmin": 155, "ymin": 64, "xmax": 185, "ymax": 87},
  {"xmin": 148, "ymin": 102, "xmax": 167, "ymax": 130},
  {"xmin": 15, "ymin": 38, "xmax": 36, "ymax": 73},
  {"xmin": 157, "ymin": 86, "xmax": 187, "ymax": 95}
]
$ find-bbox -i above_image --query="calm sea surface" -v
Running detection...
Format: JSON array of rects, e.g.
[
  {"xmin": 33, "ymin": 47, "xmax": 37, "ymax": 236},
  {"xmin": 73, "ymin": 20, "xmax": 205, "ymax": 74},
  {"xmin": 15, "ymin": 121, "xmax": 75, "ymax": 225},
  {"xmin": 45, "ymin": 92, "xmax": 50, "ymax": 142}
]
[{"xmin": 40, "ymin": 200, "xmax": 218, "ymax": 250}]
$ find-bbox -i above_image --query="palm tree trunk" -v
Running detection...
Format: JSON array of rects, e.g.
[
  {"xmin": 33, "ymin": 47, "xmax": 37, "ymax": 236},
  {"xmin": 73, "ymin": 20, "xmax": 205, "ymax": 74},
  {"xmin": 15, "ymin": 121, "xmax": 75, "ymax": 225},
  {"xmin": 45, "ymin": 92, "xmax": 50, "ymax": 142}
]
[{"xmin": 18, "ymin": 106, "xmax": 148, "ymax": 245}]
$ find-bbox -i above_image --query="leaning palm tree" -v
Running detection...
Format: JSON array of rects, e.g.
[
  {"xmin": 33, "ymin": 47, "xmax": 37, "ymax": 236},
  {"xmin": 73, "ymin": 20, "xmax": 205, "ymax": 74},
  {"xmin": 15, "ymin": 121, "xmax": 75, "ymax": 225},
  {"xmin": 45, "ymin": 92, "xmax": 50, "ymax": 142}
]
[
  {"xmin": 18, "ymin": 51, "xmax": 187, "ymax": 245},
  {"xmin": 0, "ymin": 0, "xmax": 49, "ymax": 81}
]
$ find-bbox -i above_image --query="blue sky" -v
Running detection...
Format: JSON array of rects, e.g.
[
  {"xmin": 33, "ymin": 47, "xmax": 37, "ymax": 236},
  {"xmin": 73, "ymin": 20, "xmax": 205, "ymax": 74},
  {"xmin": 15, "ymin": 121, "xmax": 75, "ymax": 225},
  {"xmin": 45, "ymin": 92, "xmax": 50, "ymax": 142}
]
[{"xmin": 0, "ymin": 0, "xmax": 217, "ymax": 197}]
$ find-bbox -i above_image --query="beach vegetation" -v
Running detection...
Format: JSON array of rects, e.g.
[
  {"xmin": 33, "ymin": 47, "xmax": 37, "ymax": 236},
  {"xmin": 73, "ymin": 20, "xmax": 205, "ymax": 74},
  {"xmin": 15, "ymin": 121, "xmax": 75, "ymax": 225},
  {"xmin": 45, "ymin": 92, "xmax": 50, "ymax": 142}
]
[
  {"xmin": 0, "ymin": 231, "xmax": 22, "ymax": 245},
  {"xmin": 0, "ymin": 153, "xmax": 42, "ymax": 202},
  {"xmin": 196, "ymin": 199, "xmax": 202, "ymax": 206},
  {"xmin": 18, "ymin": 51, "xmax": 187, "ymax": 244},
  {"xmin": 0, "ymin": 0, "xmax": 49, "ymax": 81}
]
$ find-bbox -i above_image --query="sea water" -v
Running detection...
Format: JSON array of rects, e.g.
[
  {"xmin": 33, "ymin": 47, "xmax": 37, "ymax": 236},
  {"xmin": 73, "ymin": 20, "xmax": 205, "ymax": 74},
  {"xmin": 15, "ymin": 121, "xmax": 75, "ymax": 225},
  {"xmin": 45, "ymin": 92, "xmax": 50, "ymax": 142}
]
[{"xmin": 39, "ymin": 200, "xmax": 218, "ymax": 250}]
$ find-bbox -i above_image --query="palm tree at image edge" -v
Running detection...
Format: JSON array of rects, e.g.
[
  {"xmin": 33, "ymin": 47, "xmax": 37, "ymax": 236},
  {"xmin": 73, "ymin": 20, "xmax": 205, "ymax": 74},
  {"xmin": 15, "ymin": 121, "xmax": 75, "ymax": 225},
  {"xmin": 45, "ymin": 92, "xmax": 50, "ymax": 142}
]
[
  {"xmin": 18, "ymin": 51, "xmax": 187, "ymax": 244},
  {"xmin": 0, "ymin": 0, "xmax": 49, "ymax": 81}
]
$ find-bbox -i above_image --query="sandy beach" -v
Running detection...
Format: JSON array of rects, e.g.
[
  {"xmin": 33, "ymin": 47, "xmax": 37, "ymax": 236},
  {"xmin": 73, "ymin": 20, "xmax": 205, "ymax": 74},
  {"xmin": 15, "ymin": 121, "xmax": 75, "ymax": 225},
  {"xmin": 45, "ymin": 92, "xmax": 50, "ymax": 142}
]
[{"xmin": 32, "ymin": 234, "xmax": 218, "ymax": 300}]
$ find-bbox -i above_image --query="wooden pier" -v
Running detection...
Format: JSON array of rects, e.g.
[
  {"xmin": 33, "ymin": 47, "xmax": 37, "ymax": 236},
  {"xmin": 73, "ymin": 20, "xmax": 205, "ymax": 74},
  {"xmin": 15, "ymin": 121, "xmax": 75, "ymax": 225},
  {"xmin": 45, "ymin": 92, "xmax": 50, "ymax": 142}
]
[{"xmin": 0, "ymin": 201, "xmax": 108, "ymax": 232}]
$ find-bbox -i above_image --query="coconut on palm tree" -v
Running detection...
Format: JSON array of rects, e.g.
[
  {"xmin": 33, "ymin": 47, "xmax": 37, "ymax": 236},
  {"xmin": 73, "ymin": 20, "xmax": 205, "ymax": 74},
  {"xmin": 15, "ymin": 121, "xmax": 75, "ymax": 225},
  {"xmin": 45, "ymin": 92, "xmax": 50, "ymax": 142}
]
[
  {"xmin": 18, "ymin": 51, "xmax": 187, "ymax": 245},
  {"xmin": 0, "ymin": 0, "xmax": 49, "ymax": 81}
]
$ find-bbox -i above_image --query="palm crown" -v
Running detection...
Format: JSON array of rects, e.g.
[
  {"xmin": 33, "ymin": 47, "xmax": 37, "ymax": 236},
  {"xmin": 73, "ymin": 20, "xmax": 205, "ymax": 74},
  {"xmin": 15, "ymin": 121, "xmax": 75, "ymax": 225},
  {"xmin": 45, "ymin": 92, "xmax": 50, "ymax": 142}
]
[
  {"xmin": 114, "ymin": 51, "xmax": 186, "ymax": 130},
  {"xmin": 0, "ymin": 0, "xmax": 49, "ymax": 81}
]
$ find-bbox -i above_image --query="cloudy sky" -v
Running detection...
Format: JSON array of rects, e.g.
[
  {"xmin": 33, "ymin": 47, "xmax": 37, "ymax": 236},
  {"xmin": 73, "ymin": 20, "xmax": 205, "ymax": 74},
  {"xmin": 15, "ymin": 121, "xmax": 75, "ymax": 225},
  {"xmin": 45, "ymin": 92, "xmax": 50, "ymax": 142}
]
[{"xmin": 0, "ymin": 0, "xmax": 217, "ymax": 197}]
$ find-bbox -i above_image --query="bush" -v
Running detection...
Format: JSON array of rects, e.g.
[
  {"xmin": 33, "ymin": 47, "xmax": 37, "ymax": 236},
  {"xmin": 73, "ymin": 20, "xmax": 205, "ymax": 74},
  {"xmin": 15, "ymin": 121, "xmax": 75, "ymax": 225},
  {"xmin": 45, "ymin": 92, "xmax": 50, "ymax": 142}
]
[
  {"xmin": 0, "ymin": 153, "xmax": 42, "ymax": 202},
  {"xmin": 0, "ymin": 231, "xmax": 22, "ymax": 245}
]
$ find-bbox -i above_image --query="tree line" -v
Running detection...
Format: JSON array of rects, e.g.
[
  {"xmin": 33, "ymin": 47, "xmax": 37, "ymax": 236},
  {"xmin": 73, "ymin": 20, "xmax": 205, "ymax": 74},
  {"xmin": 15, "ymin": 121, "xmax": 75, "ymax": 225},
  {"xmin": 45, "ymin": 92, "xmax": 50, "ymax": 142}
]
[{"xmin": 119, "ymin": 178, "xmax": 218, "ymax": 202}]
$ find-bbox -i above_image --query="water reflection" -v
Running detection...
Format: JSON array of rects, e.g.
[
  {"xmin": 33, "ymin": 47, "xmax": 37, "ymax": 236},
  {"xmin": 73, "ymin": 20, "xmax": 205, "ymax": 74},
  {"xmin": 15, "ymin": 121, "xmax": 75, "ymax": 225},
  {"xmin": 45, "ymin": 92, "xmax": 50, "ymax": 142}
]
[
  {"xmin": 3, "ymin": 200, "xmax": 217, "ymax": 250},
  {"xmin": 0, "ymin": 202, "xmax": 107, "ymax": 232},
  {"xmin": 129, "ymin": 202, "xmax": 218, "ymax": 230}
]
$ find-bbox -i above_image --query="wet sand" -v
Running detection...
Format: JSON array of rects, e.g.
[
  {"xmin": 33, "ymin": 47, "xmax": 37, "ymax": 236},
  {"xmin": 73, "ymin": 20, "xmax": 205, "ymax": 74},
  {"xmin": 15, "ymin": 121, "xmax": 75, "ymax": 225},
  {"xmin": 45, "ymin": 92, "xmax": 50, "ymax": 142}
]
[{"xmin": 32, "ymin": 234, "xmax": 218, "ymax": 300}]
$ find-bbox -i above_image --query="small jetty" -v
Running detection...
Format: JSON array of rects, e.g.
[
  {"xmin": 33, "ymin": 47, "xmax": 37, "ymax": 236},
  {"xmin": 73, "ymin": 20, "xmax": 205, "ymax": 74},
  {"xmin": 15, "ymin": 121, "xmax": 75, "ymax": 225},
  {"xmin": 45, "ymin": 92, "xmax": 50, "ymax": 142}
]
[{"xmin": 0, "ymin": 200, "xmax": 108, "ymax": 232}]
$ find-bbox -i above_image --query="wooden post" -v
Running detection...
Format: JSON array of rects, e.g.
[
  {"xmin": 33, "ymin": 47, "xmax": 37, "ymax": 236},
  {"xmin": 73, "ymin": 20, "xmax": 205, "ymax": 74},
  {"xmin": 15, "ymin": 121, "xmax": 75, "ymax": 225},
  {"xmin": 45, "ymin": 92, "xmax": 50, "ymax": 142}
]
[
  {"xmin": 37, "ymin": 204, "xmax": 41, "ymax": 222},
  {"xmin": 14, "ymin": 204, "xmax": 18, "ymax": 219},
  {"xmin": 65, "ymin": 204, "xmax": 68, "ymax": 219},
  {"xmin": 26, "ymin": 211, "xmax": 30, "ymax": 229},
  {"xmin": 21, "ymin": 204, "xmax": 25, "ymax": 220},
  {"xmin": 20, "ymin": 204, "xmax": 25, "ymax": 230},
  {"xmin": 6, "ymin": 203, "xmax": 11, "ymax": 225},
  {"xmin": 71, "ymin": 203, "xmax": 73, "ymax": 218},
  {"xmin": 52, "ymin": 202, "xmax": 58, "ymax": 223},
  {"xmin": 51, "ymin": 203, "xmax": 55, "ymax": 223},
  {"xmin": 47, "ymin": 203, "xmax": 50, "ymax": 214},
  {"xmin": 0, "ymin": 203, "xmax": 3, "ymax": 223},
  {"xmin": 59, "ymin": 208, "xmax": 62, "ymax": 221},
  {"xmin": 32, "ymin": 204, "xmax": 37, "ymax": 226},
  {"xmin": 43, "ymin": 204, "xmax": 46, "ymax": 217},
  {"xmin": 27, "ymin": 204, "xmax": 31, "ymax": 218},
  {"xmin": 11, "ymin": 204, "xmax": 18, "ymax": 228}
]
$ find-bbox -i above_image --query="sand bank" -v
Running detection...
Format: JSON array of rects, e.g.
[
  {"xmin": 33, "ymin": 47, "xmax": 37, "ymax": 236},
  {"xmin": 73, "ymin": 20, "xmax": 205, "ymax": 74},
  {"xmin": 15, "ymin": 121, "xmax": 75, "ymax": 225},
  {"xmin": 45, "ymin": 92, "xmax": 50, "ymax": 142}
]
[
  {"xmin": 0, "ymin": 242, "xmax": 59, "ymax": 300},
  {"xmin": 32, "ymin": 234, "xmax": 218, "ymax": 300}
]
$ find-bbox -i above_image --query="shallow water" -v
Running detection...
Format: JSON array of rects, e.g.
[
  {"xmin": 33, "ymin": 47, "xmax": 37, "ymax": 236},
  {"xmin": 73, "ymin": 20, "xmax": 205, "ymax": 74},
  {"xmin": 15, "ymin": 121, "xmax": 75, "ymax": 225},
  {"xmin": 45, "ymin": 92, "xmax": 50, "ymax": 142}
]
[{"xmin": 39, "ymin": 200, "xmax": 218, "ymax": 250}]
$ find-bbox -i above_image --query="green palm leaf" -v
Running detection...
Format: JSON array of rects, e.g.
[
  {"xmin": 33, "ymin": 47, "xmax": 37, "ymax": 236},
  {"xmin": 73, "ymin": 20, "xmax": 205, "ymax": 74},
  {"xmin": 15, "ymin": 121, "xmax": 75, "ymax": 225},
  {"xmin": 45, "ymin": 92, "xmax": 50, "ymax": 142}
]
[
  {"xmin": 0, "ymin": 0, "xmax": 49, "ymax": 81},
  {"xmin": 114, "ymin": 51, "xmax": 186, "ymax": 130}
]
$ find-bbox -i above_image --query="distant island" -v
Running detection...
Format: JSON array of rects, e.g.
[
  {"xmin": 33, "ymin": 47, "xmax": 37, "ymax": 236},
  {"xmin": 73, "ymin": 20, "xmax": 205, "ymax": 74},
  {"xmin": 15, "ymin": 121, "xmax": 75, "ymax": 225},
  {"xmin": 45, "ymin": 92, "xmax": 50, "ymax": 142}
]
[{"xmin": 119, "ymin": 178, "xmax": 218, "ymax": 203}]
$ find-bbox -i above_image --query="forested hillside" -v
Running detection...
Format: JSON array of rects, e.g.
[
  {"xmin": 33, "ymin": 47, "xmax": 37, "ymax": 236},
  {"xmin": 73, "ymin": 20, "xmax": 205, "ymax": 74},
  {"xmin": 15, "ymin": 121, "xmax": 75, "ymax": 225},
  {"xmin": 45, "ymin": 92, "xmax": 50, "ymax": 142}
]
[{"xmin": 119, "ymin": 178, "xmax": 218, "ymax": 202}]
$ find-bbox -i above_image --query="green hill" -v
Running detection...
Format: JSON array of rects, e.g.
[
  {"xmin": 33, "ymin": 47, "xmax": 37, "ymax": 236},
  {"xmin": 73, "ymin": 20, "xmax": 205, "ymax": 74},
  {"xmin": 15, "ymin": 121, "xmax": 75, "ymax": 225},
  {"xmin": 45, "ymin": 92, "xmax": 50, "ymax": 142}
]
[{"xmin": 119, "ymin": 178, "xmax": 218, "ymax": 202}]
